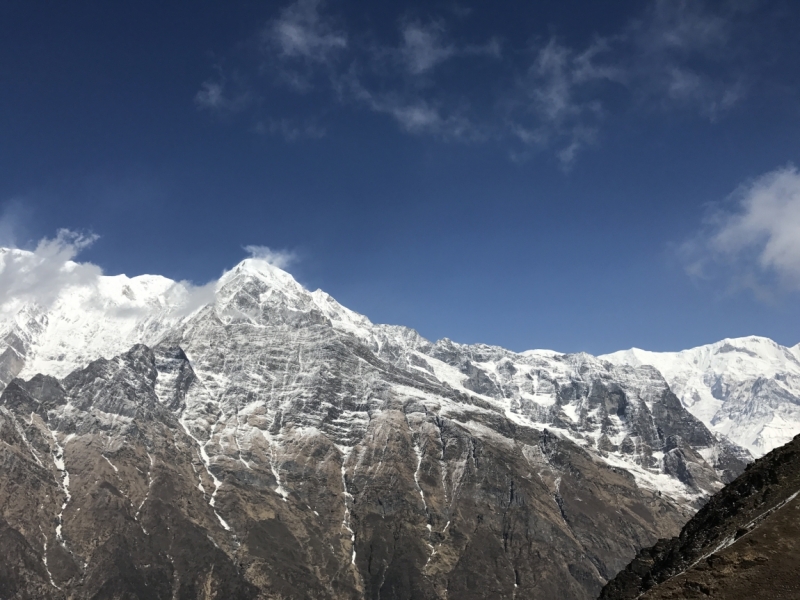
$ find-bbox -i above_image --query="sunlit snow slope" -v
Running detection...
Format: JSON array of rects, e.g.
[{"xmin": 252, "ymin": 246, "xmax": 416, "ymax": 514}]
[{"xmin": 602, "ymin": 337, "xmax": 800, "ymax": 457}]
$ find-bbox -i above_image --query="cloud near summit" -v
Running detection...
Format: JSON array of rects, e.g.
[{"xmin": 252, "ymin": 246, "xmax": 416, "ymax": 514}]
[
  {"xmin": 244, "ymin": 245, "xmax": 298, "ymax": 270},
  {"xmin": 0, "ymin": 228, "xmax": 300, "ymax": 318},
  {"xmin": 0, "ymin": 230, "xmax": 102, "ymax": 315}
]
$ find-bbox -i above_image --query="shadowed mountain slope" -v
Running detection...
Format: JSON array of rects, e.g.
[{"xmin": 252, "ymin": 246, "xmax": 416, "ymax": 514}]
[{"xmin": 600, "ymin": 433, "xmax": 800, "ymax": 599}]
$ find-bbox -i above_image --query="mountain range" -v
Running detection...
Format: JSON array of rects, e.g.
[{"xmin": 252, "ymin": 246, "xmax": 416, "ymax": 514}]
[{"xmin": 0, "ymin": 247, "xmax": 797, "ymax": 598}]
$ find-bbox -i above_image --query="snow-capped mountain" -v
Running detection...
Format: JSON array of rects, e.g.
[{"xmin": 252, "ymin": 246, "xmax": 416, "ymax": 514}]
[
  {"xmin": 0, "ymin": 247, "xmax": 197, "ymax": 385},
  {"xmin": 602, "ymin": 337, "xmax": 800, "ymax": 458},
  {"xmin": 0, "ymin": 253, "xmax": 746, "ymax": 503},
  {"xmin": 0, "ymin": 249, "xmax": 761, "ymax": 599}
]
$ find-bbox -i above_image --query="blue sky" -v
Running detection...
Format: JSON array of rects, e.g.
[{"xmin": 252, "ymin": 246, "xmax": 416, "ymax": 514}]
[{"xmin": 2, "ymin": 0, "xmax": 800, "ymax": 354}]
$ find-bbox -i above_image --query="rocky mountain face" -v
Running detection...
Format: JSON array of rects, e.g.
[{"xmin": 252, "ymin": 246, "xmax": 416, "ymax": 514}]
[
  {"xmin": 0, "ymin": 254, "xmax": 753, "ymax": 599},
  {"xmin": 600, "ymin": 432, "xmax": 800, "ymax": 600},
  {"xmin": 603, "ymin": 337, "xmax": 800, "ymax": 458}
]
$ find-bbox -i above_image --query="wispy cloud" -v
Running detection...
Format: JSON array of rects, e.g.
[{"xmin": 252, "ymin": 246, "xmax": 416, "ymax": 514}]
[
  {"xmin": 507, "ymin": 37, "xmax": 620, "ymax": 168},
  {"xmin": 503, "ymin": 0, "xmax": 753, "ymax": 164},
  {"xmin": 681, "ymin": 165, "xmax": 800, "ymax": 298},
  {"xmin": 195, "ymin": 0, "xmax": 764, "ymax": 167},
  {"xmin": 633, "ymin": 0, "xmax": 730, "ymax": 55},
  {"xmin": 397, "ymin": 21, "xmax": 499, "ymax": 75},
  {"xmin": 257, "ymin": 0, "xmax": 348, "ymax": 93},
  {"xmin": 243, "ymin": 245, "xmax": 298, "ymax": 270},
  {"xmin": 266, "ymin": 0, "xmax": 347, "ymax": 63},
  {"xmin": 400, "ymin": 22, "xmax": 456, "ymax": 75},
  {"xmin": 336, "ymin": 18, "xmax": 498, "ymax": 140},
  {"xmin": 627, "ymin": 0, "xmax": 749, "ymax": 118},
  {"xmin": 195, "ymin": 77, "xmax": 253, "ymax": 113},
  {"xmin": 342, "ymin": 70, "xmax": 481, "ymax": 139}
]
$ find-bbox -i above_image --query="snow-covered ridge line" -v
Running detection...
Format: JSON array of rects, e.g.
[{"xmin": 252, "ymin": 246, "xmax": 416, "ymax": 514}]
[
  {"xmin": 602, "ymin": 336, "xmax": 800, "ymax": 457},
  {"xmin": 0, "ymin": 249, "xmax": 791, "ymax": 499}
]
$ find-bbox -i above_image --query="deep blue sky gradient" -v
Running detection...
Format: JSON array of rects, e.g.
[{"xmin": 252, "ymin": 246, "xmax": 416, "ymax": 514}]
[{"xmin": 2, "ymin": 1, "xmax": 800, "ymax": 354}]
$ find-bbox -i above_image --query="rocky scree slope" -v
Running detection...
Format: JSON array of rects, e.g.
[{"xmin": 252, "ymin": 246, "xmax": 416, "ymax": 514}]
[
  {"xmin": 600, "ymin": 432, "xmax": 800, "ymax": 600},
  {"xmin": 0, "ymin": 254, "xmax": 750, "ymax": 599}
]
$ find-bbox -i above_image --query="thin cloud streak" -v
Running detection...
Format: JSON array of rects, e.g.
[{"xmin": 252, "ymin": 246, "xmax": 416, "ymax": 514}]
[
  {"xmin": 398, "ymin": 21, "xmax": 500, "ymax": 75},
  {"xmin": 627, "ymin": 0, "xmax": 749, "ymax": 118},
  {"xmin": 401, "ymin": 22, "xmax": 456, "ymax": 75},
  {"xmin": 266, "ymin": 0, "xmax": 347, "ymax": 63},
  {"xmin": 195, "ymin": 79, "xmax": 253, "ymax": 113},
  {"xmin": 508, "ymin": 37, "xmax": 620, "ymax": 167},
  {"xmin": 343, "ymin": 70, "xmax": 483, "ymax": 139}
]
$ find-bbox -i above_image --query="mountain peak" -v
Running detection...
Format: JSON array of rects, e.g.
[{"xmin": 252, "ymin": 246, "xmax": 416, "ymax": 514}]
[
  {"xmin": 602, "ymin": 337, "xmax": 800, "ymax": 457},
  {"xmin": 222, "ymin": 257, "xmax": 302, "ymax": 288}
]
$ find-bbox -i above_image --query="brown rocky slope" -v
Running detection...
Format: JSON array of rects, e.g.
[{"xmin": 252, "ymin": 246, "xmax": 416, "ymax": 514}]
[{"xmin": 600, "ymin": 433, "xmax": 800, "ymax": 599}]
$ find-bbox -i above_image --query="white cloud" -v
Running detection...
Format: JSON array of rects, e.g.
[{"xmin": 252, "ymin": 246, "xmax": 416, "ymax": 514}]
[
  {"xmin": 634, "ymin": 0, "xmax": 729, "ymax": 55},
  {"xmin": 683, "ymin": 165, "xmax": 800, "ymax": 294},
  {"xmin": 0, "ymin": 230, "xmax": 303, "ymax": 322},
  {"xmin": 198, "ymin": 0, "xmax": 759, "ymax": 167},
  {"xmin": 266, "ymin": 0, "xmax": 346, "ymax": 63},
  {"xmin": 341, "ymin": 71, "xmax": 481, "ymax": 139},
  {"xmin": 661, "ymin": 66, "xmax": 743, "ymax": 120},
  {"xmin": 0, "ymin": 230, "xmax": 102, "ymax": 315},
  {"xmin": 195, "ymin": 80, "xmax": 226, "ymax": 109},
  {"xmin": 504, "ymin": 0, "xmax": 748, "ymax": 164},
  {"xmin": 243, "ymin": 245, "xmax": 298, "ymax": 269},
  {"xmin": 259, "ymin": 0, "xmax": 348, "ymax": 92},
  {"xmin": 195, "ymin": 81, "xmax": 250, "ymax": 113},
  {"xmin": 571, "ymin": 38, "xmax": 626, "ymax": 85},
  {"xmin": 375, "ymin": 97, "xmax": 479, "ymax": 140},
  {"xmin": 556, "ymin": 127, "xmax": 597, "ymax": 169},
  {"xmin": 529, "ymin": 39, "xmax": 577, "ymax": 122},
  {"xmin": 712, "ymin": 166, "xmax": 800, "ymax": 285},
  {"xmin": 388, "ymin": 101, "xmax": 443, "ymax": 132},
  {"xmin": 164, "ymin": 279, "xmax": 219, "ymax": 318},
  {"xmin": 398, "ymin": 21, "xmax": 500, "ymax": 75}
]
